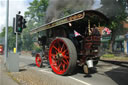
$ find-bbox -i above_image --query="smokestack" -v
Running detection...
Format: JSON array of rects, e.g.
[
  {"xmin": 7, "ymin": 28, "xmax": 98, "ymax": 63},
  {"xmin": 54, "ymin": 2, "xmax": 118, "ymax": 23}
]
[{"xmin": 45, "ymin": 0, "xmax": 94, "ymax": 23}]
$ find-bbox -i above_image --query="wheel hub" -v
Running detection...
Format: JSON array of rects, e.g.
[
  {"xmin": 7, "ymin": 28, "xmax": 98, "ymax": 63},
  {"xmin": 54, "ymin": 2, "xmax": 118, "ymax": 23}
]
[{"xmin": 56, "ymin": 53, "xmax": 63, "ymax": 61}]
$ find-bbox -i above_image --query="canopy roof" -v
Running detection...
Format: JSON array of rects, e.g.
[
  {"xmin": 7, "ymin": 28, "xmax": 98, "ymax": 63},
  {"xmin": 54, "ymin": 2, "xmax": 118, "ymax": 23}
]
[{"xmin": 30, "ymin": 10, "xmax": 108, "ymax": 34}]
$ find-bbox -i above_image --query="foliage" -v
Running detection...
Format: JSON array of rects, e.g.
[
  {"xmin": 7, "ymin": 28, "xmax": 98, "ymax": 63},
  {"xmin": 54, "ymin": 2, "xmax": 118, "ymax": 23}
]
[
  {"xmin": 33, "ymin": 45, "xmax": 42, "ymax": 52},
  {"xmin": 101, "ymin": 53, "xmax": 128, "ymax": 61},
  {"xmin": 21, "ymin": 29, "xmax": 34, "ymax": 51},
  {"xmin": 109, "ymin": 12, "xmax": 127, "ymax": 30},
  {"xmin": 103, "ymin": 0, "xmax": 128, "ymax": 52},
  {"xmin": 0, "ymin": 27, "xmax": 16, "ymax": 51},
  {"xmin": 0, "ymin": 27, "xmax": 5, "ymax": 37},
  {"xmin": 100, "ymin": 0, "xmax": 128, "ymax": 34},
  {"xmin": 25, "ymin": 0, "xmax": 49, "ymax": 28}
]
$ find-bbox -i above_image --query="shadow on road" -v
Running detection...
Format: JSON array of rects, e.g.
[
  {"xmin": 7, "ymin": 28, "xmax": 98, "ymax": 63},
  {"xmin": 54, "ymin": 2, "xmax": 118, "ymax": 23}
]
[
  {"xmin": 19, "ymin": 69, "xmax": 27, "ymax": 72},
  {"xmin": 101, "ymin": 60, "xmax": 128, "ymax": 85},
  {"xmin": 28, "ymin": 63, "xmax": 37, "ymax": 67},
  {"xmin": 71, "ymin": 66, "xmax": 98, "ymax": 77},
  {"xmin": 105, "ymin": 67, "xmax": 128, "ymax": 85},
  {"xmin": 100, "ymin": 60, "xmax": 128, "ymax": 68},
  {"xmin": 28, "ymin": 62, "xmax": 50, "ymax": 68}
]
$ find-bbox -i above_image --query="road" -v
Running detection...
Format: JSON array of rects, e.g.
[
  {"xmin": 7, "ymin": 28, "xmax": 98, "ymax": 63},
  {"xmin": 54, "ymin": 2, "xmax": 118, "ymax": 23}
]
[{"xmin": 19, "ymin": 54, "xmax": 128, "ymax": 85}]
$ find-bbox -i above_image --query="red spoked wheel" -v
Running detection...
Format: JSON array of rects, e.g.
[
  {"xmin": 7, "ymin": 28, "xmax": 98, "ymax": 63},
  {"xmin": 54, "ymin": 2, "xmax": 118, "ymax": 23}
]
[
  {"xmin": 49, "ymin": 38, "xmax": 77, "ymax": 75},
  {"xmin": 35, "ymin": 54, "xmax": 42, "ymax": 68}
]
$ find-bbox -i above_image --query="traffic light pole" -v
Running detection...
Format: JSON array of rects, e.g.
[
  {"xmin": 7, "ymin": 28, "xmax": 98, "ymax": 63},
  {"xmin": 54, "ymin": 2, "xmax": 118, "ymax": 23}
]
[
  {"xmin": 13, "ymin": 18, "xmax": 18, "ymax": 53},
  {"xmin": 15, "ymin": 12, "xmax": 26, "ymax": 53},
  {"xmin": 4, "ymin": 0, "xmax": 9, "ymax": 64}
]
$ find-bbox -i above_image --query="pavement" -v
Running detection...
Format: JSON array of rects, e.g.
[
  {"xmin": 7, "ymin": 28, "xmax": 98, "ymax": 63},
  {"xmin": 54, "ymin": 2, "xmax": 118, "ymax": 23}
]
[{"xmin": 0, "ymin": 55, "xmax": 19, "ymax": 85}]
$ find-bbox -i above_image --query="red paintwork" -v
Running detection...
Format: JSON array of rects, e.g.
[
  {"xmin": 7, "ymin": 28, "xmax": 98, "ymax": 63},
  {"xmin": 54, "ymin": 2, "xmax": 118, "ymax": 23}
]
[
  {"xmin": 49, "ymin": 39, "xmax": 69, "ymax": 75},
  {"xmin": 35, "ymin": 54, "xmax": 42, "ymax": 67}
]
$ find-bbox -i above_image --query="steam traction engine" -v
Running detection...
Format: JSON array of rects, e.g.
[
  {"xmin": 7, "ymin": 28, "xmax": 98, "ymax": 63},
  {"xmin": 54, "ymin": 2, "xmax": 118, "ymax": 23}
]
[{"xmin": 30, "ymin": 10, "xmax": 108, "ymax": 75}]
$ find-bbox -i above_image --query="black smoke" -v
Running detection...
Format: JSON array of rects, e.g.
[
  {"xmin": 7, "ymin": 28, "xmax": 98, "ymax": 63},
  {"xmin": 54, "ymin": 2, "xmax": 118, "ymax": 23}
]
[{"xmin": 45, "ymin": 0, "xmax": 94, "ymax": 23}]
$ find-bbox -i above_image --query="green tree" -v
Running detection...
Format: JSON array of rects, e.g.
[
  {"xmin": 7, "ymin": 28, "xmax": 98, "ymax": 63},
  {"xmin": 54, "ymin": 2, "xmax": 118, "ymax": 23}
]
[
  {"xmin": 25, "ymin": 0, "xmax": 49, "ymax": 27},
  {"xmin": 0, "ymin": 27, "xmax": 16, "ymax": 51},
  {"xmin": 99, "ymin": 0, "xmax": 128, "ymax": 52},
  {"xmin": 108, "ymin": 13, "xmax": 127, "ymax": 52}
]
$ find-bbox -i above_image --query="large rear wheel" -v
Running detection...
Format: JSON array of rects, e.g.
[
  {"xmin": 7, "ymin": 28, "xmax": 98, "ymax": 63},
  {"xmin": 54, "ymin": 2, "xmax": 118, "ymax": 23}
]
[{"xmin": 49, "ymin": 38, "xmax": 77, "ymax": 75}]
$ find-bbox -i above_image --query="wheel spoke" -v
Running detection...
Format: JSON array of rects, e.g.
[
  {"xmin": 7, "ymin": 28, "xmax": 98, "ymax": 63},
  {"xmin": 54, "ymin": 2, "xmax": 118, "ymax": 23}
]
[
  {"xmin": 62, "ymin": 64, "xmax": 66, "ymax": 71},
  {"xmin": 61, "ymin": 44, "xmax": 64, "ymax": 52},
  {"xmin": 38, "ymin": 58, "xmax": 41, "ymax": 62},
  {"xmin": 63, "ymin": 55, "xmax": 69, "ymax": 59},
  {"xmin": 62, "ymin": 49, "xmax": 68, "ymax": 55},
  {"xmin": 55, "ymin": 51, "xmax": 58, "ymax": 55},
  {"xmin": 66, "ymin": 59, "xmax": 69, "ymax": 64},
  {"xmin": 37, "ymin": 57, "xmax": 39, "ymax": 61},
  {"xmin": 57, "ymin": 40, "xmax": 61, "ymax": 51},
  {"xmin": 53, "ymin": 45, "xmax": 58, "ymax": 52},
  {"xmin": 58, "ymin": 62, "xmax": 62, "ymax": 69},
  {"xmin": 56, "ymin": 62, "xmax": 62, "ymax": 71},
  {"xmin": 38, "ymin": 62, "xmax": 41, "ymax": 65},
  {"xmin": 63, "ymin": 60, "xmax": 67, "ymax": 65},
  {"xmin": 51, "ymin": 54, "xmax": 56, "ymax": 59},
  {"xmin": 52, "ymin": 61, "xmax": 57, "ymax": 66}
]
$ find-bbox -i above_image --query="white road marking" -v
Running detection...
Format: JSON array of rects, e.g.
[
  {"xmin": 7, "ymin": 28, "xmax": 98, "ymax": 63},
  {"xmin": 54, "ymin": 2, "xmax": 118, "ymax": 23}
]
[
  {"xmin": 68, "ymin": 76, "xmax": 91, "ymax": 85},
  {"xmin": 39, "ymin": 69, "xmax": 52, "ymax": 74},
  {"xmin": 39, "ymin": 69, "xmax": 91, "ymax": 85}
]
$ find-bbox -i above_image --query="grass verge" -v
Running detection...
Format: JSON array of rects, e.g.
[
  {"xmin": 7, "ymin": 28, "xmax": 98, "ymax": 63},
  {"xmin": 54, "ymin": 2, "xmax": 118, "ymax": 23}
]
[{"xmin": 100, "ymin": 54, "xmax": 128, "ymax": 62}]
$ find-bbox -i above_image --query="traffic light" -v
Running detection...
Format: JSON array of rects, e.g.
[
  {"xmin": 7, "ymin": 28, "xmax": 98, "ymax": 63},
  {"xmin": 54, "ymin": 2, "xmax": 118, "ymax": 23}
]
[
  {"xmin": 22, "ymin": 19, "xmax": 27, "ymax": 28},
  {"xmin": 16, "ymin": 14, "xmax": 23, "ymax": 32}
]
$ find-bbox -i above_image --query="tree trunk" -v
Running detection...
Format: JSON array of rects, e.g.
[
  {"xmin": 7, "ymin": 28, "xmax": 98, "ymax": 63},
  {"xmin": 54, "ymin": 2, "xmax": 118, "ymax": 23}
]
[
  {"xmin": 109, "ymin": 40, "xmax": 114, "ymax": 52},
  {"xmin": 109, "ymin": 30, "xmax": 116, "ymax": 52}
]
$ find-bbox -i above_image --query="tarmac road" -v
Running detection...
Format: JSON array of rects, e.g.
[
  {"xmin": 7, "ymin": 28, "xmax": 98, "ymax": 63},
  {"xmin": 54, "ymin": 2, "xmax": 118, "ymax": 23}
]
[{"xmin": 19, "ymin": 54, "xmax": 128, "ymax": 85}]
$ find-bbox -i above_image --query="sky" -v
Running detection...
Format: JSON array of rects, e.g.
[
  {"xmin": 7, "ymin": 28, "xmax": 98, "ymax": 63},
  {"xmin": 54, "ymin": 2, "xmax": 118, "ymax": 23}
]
[{"xmin": 0, "ymin": 0, "xmax": 101, "ymax": 33}]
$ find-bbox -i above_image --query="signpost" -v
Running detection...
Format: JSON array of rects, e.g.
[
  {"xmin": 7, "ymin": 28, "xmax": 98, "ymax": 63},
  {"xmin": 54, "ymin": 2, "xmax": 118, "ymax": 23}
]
[{"xmin": 5, "ymin": 0, "xmax": 9, "ymax": 64}]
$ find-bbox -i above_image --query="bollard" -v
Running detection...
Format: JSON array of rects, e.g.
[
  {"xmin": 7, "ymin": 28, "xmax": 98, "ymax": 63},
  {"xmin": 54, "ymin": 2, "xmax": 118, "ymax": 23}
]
[{"xmin": 13, "ymin": 48, "xmax": 16, "ymax": 53}]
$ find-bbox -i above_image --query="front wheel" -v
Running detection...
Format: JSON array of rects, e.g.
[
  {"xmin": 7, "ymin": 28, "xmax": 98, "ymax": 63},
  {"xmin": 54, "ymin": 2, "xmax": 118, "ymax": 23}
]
[
  {"xmin": 49, "ymin": 38, "xmax": 77, "ymax": 75},
  {"xmin": 35, "ymin": 54, "xmax": 42, "ymax": 68}
]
